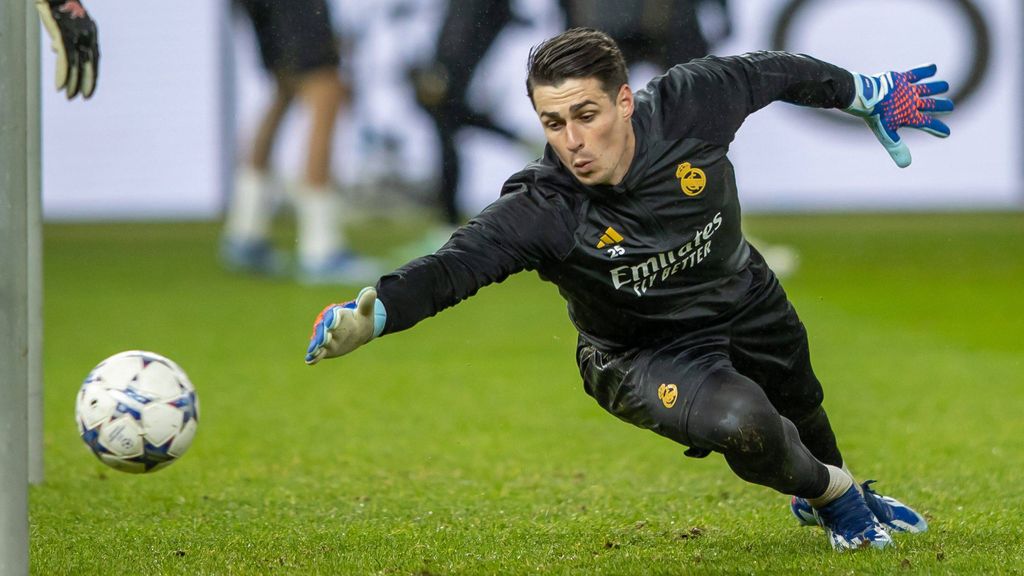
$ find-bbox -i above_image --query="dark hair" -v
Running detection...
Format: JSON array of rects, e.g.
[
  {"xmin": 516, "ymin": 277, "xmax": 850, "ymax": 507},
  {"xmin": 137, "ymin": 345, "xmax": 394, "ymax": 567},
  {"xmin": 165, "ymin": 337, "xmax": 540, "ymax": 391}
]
[{"xmin": 526, "ymin": 28, "xmax": 628, "ymax": 104}]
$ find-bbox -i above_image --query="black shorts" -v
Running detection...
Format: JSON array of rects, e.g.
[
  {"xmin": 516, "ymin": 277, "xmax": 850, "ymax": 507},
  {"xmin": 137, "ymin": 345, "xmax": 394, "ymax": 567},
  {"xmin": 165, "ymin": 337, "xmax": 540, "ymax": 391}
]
[
  {"xmin": 576, "ymin": 248, "xmax": 824, "ymax": 453},
  {"xmin": 237, "ymin": 0, "xmax": 340, "ymax": 74}
]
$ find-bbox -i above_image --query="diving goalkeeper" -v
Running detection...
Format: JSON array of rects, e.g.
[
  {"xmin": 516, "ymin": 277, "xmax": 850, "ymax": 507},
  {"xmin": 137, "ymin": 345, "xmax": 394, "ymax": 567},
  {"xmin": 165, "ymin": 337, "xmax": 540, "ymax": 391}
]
[{"xmin": 305, "ymin": 28, "xmax": 952, "ymax": 551}]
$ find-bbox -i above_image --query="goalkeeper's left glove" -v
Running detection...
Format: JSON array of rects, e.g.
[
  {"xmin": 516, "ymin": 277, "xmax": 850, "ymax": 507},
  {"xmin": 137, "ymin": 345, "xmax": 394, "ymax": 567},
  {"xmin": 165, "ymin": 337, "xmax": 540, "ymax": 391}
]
[
  {"xmin": 305, "ymin": 287, "xmax": 387, "ymax": 365},
  {"xmin": 845, "ymin": 64, "xmax": 954, "ymax": 168},
  {"xmin": 36, "ymin": 0, "xmax": 99, "ymax": 100}
]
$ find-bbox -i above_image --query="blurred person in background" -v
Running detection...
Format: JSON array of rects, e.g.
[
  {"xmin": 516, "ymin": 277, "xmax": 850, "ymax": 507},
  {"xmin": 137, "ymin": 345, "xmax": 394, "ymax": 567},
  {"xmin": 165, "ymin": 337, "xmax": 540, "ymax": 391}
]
[
  {"xmin": 401, "ymin": 0, "xmax": 532, "ymax": 258},
  {"xmin": 306, "ymin": 28, "xmax": 952, "ymax": 551},
  {"xmin": 224, "ymin": 0, "xmax": 381, "ymax": 284},
  {"xmin": 402, "ymin": 1, "xmax": 736, "ymax": 262},
  {"xmin": 559, "ymin": 0, "xmax": 725, "ymax": 71},
  {"xmin": 36, "ymin": 0, "xmax": 99, "ymax": 100}
]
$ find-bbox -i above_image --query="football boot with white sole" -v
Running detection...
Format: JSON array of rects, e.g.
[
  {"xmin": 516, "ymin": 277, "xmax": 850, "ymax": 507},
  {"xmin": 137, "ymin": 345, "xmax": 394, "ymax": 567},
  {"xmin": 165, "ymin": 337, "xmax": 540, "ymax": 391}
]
[
  {"xmin": 791, "ymin": 480, "xmax": 927, "ymax": 534},
  {"xmin": 812, "ymin": 485, "xmax": 893, "ymax": 551}
]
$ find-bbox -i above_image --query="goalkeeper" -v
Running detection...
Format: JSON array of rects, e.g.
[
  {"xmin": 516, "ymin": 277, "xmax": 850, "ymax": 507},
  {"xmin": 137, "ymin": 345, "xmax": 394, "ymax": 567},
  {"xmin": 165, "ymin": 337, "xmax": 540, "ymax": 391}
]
[{"xmin": 306, "ymin": 28, "xmax": 952, "ymax": 551}]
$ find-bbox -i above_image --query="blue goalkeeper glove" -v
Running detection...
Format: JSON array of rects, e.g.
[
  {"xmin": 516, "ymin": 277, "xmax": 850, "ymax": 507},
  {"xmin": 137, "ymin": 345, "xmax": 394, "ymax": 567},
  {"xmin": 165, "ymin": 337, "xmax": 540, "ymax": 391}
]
[
  {"xmin": 845, "ymin": 65, "xmax": 954, "ymax": 168},
  {"xmin": 305, "ymin": 287, "xmax": 387, "ymax": 365}
]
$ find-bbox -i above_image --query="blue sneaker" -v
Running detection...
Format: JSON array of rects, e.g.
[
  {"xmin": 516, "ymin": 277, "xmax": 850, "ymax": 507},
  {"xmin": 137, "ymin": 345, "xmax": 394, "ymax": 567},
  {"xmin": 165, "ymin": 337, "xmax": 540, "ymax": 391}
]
[
  {"xmin": 791, "ymin": 480, "xmax": 927, "ymax": 534},
  {"xmin": 812, "ymin": 485, "xmax": 892, "ymax": 551},
  {"xmin": 221, "ymin": 238, "xmax": 285, "ymax": 276},
  {"xmin": 298, "ymin": 250, "xmax": 385, "ymax": 285}
]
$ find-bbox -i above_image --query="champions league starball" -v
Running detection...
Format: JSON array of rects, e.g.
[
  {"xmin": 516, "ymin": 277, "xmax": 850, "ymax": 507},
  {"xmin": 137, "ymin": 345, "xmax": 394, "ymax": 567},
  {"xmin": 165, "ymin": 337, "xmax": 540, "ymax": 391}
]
[{"xmin": 75, "ymin": 351, "xmax": 199, "ymax": 473}]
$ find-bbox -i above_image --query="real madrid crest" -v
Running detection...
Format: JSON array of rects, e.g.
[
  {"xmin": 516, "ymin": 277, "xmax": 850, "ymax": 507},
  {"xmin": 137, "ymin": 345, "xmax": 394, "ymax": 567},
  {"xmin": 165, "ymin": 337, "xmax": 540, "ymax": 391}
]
[
  {"xmin": 658, "ymin": 383, "xmax": 678, "ymax": 408},
  {"xmin": 676, "ymin": 162, "xmax": 706, "ymax": 197}
]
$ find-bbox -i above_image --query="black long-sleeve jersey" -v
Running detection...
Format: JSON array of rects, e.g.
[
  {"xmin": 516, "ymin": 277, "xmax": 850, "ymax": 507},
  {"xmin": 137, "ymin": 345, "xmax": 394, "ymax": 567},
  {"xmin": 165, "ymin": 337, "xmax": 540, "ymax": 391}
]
[{"xmin": 376, "ymin": 51, "xmax": 855, "ymax": 351}]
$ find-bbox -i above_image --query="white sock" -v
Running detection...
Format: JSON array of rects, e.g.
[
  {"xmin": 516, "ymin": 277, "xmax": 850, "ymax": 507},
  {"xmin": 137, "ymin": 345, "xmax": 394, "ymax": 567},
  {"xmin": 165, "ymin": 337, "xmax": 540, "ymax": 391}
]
[
  {"xmin": 224, "ymin": 167, "xmax": 275, "ymax": 243},
  {"xmin": 841, "ymin": 461, "xmax": 864, "ymax": 495},
  {"xmin": 807, "ymin": 465, "xmax": 854, "ymax": 508},
  {"xmin": 294, "ymin": 183, "xmax": 343, "ymax": 267}
]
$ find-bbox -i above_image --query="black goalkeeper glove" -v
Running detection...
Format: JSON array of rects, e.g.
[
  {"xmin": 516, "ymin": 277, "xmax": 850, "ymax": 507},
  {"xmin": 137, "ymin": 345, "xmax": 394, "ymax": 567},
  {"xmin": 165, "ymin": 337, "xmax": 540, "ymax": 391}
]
[{"xmin": 36, "ymin": 0, "xmax": 99, "ymax": 99}]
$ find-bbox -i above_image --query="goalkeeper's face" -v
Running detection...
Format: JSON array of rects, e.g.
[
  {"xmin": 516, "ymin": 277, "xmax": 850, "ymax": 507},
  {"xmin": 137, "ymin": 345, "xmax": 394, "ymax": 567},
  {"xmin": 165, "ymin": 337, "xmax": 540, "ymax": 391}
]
[{"xmin": 532, "ymin": 77, "xmax": 636, "ymax": 186}]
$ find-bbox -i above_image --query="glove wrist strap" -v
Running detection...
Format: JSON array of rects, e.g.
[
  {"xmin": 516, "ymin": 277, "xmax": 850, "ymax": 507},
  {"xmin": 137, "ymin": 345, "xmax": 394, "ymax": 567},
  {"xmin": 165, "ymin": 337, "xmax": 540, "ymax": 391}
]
[
  {"xmin": 372, "ymin": 299, "xmax": 386, "ymax": 338},
  {"xmin": 845, "ymin": 72, "xmax": 882, "ymax": 116}
]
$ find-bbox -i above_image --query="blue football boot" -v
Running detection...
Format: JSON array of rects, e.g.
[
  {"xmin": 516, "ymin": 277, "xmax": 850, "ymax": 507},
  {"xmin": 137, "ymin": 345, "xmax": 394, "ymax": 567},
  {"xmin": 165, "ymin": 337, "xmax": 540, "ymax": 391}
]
[
  {"xmin": 297, "ymin": 250, "xmax": 385, "ymax": 285},
  {"xmin": 791, "ymin": 480, "xmax": 928, "ymax": 534},
  {"xmin": 860, "ymin": 480, "xmax": 929, "ymax": 533},
  {"xmin": 813, "ymin": 485, "xmax": 892, "ymax": 551},
  {"xmin": 790, "ymin": 495, "xmax": 820, "ymax": 527},
  {"xmin": 221, "ymin": 238, "xmax": 285, "ymax": 276}
]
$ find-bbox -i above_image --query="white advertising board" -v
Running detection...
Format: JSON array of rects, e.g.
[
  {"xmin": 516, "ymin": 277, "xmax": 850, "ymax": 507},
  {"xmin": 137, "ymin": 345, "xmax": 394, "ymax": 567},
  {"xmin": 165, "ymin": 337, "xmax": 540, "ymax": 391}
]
[
  {"xmin": 717, "ymin": 0, "xmax": 1022, "ymax": 211},
  {"xmin": 42, "ymin": 0, "xmax": 1021, "ymax": 219},
  {"xmin": 41, "ymin": 0, "xmax": 227, "ymax": 220}
]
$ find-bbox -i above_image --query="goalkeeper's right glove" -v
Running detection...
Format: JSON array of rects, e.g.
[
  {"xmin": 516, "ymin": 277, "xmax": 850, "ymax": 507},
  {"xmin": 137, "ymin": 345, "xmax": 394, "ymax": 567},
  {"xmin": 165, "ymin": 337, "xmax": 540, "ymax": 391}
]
[
  {"xmin": 844, "ymin": 65, "xmax": 954, "ymax": 168},
  {"xmin": 36, "ymin": 0, "xmax": 99, "ymax": 99},
  {"xmin": 305, "ymin": 287, "xmax": 387, "ymax": 365}
]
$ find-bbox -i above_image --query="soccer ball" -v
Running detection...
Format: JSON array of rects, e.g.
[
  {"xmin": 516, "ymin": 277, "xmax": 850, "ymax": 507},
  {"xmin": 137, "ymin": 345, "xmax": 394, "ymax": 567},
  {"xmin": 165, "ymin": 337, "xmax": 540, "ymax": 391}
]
[{"xmin": 75, "ymin": 350, "xmax": 199, "ymax": 473}]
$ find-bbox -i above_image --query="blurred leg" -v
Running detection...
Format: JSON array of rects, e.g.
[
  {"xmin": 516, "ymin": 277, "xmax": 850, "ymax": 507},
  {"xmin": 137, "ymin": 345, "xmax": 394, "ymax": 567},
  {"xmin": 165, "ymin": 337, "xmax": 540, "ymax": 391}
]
[
  {"xmin": 249, "ymin": 78, "xmax": 295, "ymax": 172},
  {"xmin": 293, "ymin": 67, "xmax": 344, "ymax": 268},
  {"xmin": 222, "ymin": 81, "xmax": 295, "ymax": 273},
  {"xmin": 292, "ymin": 67, "xmax": 380, "ymax": 283},
  {"xmin": 296, "ymin": 67, "xmax": 344, "ymax": 187},
  {"xmin": 426, "ymin": 0, "xmax": 512, "ymax": 224},
  {"xmin": 435, "ymin": 103, "xmax": 461, "ymax": 227}
]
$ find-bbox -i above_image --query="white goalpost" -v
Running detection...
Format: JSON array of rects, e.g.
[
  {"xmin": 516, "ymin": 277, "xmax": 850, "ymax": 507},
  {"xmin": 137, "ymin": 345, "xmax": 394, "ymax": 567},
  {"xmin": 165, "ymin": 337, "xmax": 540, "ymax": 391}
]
[
  {"xmin": 0, "ymin": 0, "xmax": 30, "ymax": 563},
  {"xmin": 27, "ymin": 0, "xmax": 44, "ymax": 489},
  {"xmin": 2, "ymin": 1, "xmax": 40, "ymax": 574}
]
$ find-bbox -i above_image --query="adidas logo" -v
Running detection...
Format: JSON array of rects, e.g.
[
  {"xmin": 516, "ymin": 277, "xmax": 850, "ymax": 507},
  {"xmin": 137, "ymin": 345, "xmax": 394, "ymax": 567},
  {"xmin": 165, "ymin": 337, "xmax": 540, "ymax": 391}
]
[{"xmin": 596, "ymin": 227, "xmax": 624, "ymax": 249}]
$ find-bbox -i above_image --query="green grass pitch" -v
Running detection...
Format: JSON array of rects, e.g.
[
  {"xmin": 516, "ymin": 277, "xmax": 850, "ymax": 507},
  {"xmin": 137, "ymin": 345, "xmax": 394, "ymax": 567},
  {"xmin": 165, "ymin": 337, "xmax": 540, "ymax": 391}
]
[{"xmin": 31, "ymin": 213, "xmax": 1024, "ymax": 574}]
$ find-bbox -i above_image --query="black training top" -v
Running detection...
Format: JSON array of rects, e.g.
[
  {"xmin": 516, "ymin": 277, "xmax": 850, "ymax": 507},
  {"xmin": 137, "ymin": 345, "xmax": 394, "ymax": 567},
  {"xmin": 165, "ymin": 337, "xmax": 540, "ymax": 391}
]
[{"xmin": 376, "ymin": 51, "xmax": 855, "ymax": 351}]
